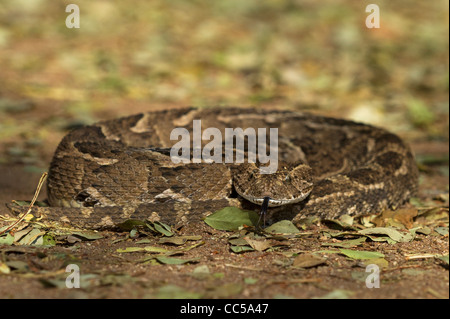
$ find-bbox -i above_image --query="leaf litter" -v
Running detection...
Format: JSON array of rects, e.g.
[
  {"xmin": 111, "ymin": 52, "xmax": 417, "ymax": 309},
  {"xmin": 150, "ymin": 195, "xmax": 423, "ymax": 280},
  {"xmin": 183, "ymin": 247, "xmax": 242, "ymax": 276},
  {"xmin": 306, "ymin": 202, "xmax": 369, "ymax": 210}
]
[
  {"xmin": 1, "ymin": 182, "xmax": 447, "ymax": 297},
  {"xmin": 1, "ymin": 182, "xmax": 447, "ymax": 298},
  {"xmin": 202, "ymin": 205, "xmax": 448, "ymax": 276}
]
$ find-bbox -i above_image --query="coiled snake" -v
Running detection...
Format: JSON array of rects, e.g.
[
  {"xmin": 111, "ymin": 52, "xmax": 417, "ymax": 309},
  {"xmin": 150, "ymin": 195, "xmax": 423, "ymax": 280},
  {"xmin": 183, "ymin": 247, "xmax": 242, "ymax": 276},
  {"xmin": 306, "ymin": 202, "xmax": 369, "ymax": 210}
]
[{"xmin": 8, "ymin": 107, "xmax": 418, "ymax": 229}]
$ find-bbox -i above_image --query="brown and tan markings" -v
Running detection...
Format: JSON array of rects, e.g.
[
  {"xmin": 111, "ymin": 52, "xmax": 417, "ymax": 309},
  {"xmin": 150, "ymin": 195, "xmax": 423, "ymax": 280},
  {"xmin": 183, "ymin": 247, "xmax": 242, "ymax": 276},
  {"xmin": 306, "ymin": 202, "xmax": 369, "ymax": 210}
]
[{"xmin": 8, "ymin": 107, "xmax": 418, "ymax": 229}]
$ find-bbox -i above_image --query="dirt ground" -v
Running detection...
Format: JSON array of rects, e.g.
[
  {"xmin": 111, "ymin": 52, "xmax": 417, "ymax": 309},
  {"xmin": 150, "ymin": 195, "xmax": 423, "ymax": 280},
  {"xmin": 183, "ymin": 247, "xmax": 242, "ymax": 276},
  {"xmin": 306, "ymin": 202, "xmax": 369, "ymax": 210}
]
[
  {"xmin": 0, "ymin": 137, "xmax": 448, "ymax": 300},
  {"xmin": 0, "ymin": 1, "xmax": 448, "ymax": 300}
]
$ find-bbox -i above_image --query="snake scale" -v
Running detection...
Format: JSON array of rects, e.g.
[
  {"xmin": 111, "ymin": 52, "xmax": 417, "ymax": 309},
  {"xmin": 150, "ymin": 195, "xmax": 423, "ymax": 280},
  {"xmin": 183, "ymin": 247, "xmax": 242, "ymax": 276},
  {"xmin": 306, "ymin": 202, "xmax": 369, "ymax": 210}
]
[{"xmin": 8, "ymin": 107, "xmax": 419, "ymax": 229}]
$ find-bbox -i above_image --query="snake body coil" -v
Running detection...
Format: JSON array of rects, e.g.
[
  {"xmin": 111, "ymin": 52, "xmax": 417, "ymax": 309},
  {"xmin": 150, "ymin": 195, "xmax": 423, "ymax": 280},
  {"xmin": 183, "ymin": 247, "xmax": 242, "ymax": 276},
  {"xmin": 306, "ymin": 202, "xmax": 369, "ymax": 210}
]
[{"xmin": 9, "ymin": 107, "xmax": 419, "ymax": 229}]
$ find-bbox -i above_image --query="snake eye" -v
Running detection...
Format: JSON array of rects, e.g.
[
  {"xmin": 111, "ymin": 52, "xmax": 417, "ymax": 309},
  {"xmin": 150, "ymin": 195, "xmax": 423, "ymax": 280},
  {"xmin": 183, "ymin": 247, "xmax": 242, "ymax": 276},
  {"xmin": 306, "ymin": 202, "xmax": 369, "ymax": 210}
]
[{"xmin": 284, "ymin": 174, "xmax": 291, "ymax": 182}]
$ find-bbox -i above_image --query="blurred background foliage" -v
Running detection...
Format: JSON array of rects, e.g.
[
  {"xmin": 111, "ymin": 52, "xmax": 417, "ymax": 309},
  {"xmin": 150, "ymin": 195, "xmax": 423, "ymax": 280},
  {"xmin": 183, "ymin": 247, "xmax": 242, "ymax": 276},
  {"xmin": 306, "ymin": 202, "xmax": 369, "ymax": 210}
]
[{"xmin": 0, "ymin": 0, "xmax": 448, "ymax": 169}]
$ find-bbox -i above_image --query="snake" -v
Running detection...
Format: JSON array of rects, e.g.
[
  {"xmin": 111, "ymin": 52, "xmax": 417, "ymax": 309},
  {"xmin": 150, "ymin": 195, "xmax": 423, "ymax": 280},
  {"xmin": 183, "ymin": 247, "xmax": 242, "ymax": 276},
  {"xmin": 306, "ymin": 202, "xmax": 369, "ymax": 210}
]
[{"xmin": 7, "ymin": 107, "xmax": 419, "ymax": 229}]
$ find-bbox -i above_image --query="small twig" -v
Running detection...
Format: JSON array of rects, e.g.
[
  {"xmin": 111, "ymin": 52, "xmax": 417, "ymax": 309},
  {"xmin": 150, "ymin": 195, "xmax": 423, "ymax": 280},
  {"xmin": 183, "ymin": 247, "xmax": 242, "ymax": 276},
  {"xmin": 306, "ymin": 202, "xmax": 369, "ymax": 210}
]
[
  {"xmin": 0, "ymin": 172, "xmax": 48, "ymax": 236},
  {"xmin": 404, "ymin": 253, "xmax": 440, "ymax": 260}
]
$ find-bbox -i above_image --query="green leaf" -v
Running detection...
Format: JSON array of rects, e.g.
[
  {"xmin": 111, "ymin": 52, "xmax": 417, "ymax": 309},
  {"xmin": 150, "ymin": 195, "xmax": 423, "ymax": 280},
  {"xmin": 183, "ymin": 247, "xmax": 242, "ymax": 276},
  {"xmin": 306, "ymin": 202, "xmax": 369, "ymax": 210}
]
[
  {"xmin": 172, "ymin": 241, "xmax": 205, "ymax": 253},
  {"xmin": 322, "ymin": 218, "xmax": 359, "ymax": 231},
  {"xmin": 0, "ymin": 233, "xmax": 14, "ymax": 245},
  {"xmin": 117, "ymin": 219, "xmax": 147, "ymax": 231},
  {"xmin": 116, "ymin": 246, "xmax": 168, "ymax": 253},
  {"xmin": 140, "ymin": 246, "xmax": 170, "ymax": 253},
  {"xmin": 362, "ymin": 257, "xmax": 389, "ymax": 268},
  {"xmin": 434, "ymin": 227, "xmax": 449, "ymax": 236},
  {"xmin": 230, "ymin": 245, "xmax": 254, "ymax": 253},
  {"xmin": 364, "ymin": 235, "xmax": 397, "ymax": 244},
  {"xmin": 155, "ymin": 256, "xmax": 200, "ymax": 265},
  {"xmin": 338, "ymin": 249, "xmax": 385, "ymax": 260},
  {"xmin": 265, "ymin": 220, "xmax": 300, "ymax": 234},
  {"xmin": 159, "ymin": 235, "xmax": 202, "ymax": 245},
  {"xmin": 358, "ymin": 227, "xmax": 414, "ymax": 243},
  {"xmin": 419, "ymin": 207, "xmax": 449, "ymax": 222},
  {"xmin": 437, "ymin": 254, "xmax": 449, "ymax": 264},
  {"xmin": 72, "ymin": 231, "xmax": 104, "ymax": 240},
  {"xmin": 204, "ymin": 207, "xmax": 258, "ymax": 231},
  {"xmin": 152, "ymin": 221, "xmax": 174, "ymax": 237},
  {"xmin": 410, "ymin": 226, "xmax": 431, "ymax": 235}
]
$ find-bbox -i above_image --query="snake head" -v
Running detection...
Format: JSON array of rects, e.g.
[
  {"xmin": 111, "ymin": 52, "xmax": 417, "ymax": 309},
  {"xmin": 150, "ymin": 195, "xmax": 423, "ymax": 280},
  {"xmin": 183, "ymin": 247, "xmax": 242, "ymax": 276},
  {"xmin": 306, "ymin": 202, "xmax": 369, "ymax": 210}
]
[{"xmin": 233, "ymin": 161, "xmax": 314, "ymax": 207}]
